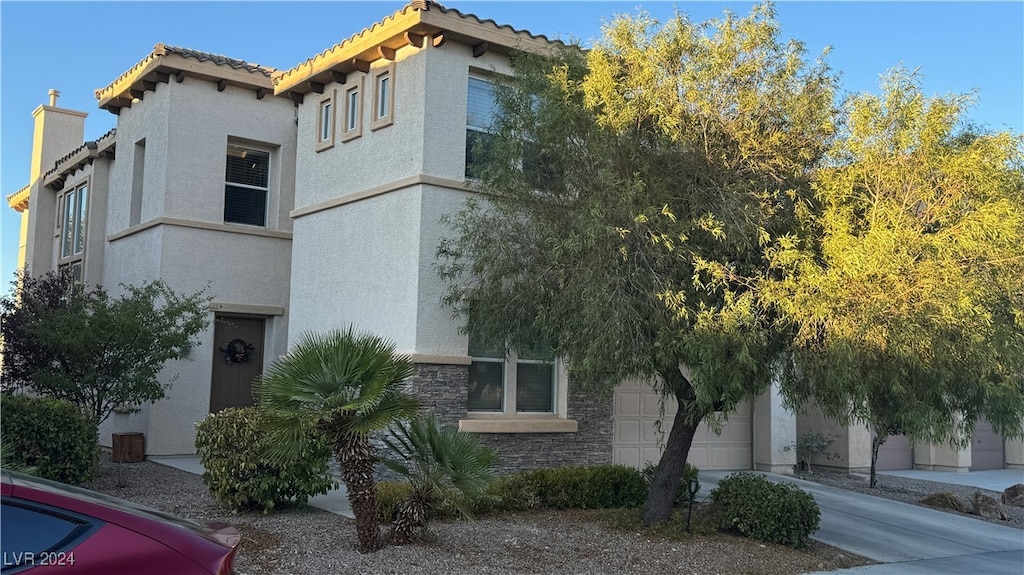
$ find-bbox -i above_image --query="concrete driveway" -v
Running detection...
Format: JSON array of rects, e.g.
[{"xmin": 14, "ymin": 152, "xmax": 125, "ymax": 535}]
[{"xmin": 701, "ymin": 471, "xmax": 1024, "ymax": 575}]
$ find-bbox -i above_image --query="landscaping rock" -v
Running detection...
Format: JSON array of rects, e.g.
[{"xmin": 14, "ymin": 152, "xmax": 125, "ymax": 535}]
[
  {"xmin": 1001, "ymin": 483, "xmax": 1024, "ymax": 508},
  {"xmin": 972, "ymin": 491, "xmax": 1009, "ymax": 520}
]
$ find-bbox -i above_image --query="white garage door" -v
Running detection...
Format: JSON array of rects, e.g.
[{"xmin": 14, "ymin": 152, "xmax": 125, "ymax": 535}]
[{"xmin": 613, "ymin": 379, "xmax": 752, "ymax": 470}]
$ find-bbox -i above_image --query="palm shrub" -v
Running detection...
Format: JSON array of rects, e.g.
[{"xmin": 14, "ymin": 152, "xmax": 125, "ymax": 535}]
[
  {"xmin": 381, "ymin": 414, "xmax": 497, "ymax": 544},
  {"xmin": 258, "ymin": 328, "xmax": 420, "ymax": 553}
]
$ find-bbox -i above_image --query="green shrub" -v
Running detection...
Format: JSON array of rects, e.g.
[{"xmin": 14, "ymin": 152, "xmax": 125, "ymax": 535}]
[
  {"xmin": 584, "ymin": 464, "xmax": 649, "ymax": 509},
  {"xmin": 482, "ymin": 464, "xmax": 647, "ymax": 512},
  {"xmin": 641, "ymin": 462, "xmax": 701, "ymax": 506},
  {"xmin": 710, "ymin": 472, "xmax": 820, "ymax": 548},
  {"xmin": 195, "ymin": 407, "xmax": 335, "ymax": 512},
  {"xmin": 0, "ymin": 394, "xmax": 98, "ymax": 484},
  {"xmin": 376, "ymin": 480, "xmax": 414, "ymax": 522},
  {"xmin": 481, "ymin": 471, "xmax": 541, "ymax": 513}
]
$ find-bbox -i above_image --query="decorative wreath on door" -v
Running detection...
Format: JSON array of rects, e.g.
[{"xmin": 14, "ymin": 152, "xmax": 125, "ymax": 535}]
[{"xmin": 220, "ymin": 338, "xmax": 255, "ymax": 364}]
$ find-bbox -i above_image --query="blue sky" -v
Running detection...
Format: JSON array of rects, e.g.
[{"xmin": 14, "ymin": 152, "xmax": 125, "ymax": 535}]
[{"xmin": 2, "ymin": 1, "xmax": 1022, "ymax": 293}]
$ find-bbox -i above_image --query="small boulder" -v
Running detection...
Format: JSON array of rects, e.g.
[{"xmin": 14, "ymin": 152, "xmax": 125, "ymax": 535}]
[
  {"xmin": 972, "ymin": 491, "xmax": 1008, "ymax": 520},
  {"xmin": 1002, "ymin": 483, "xmax": 1024, "ymax": 507}
]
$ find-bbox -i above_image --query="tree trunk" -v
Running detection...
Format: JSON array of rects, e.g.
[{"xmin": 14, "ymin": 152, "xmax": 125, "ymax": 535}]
[
  {"xmin": 335, "ymin": 434, "xmax": 383, "ymax": 552},
  {"xmin": 642, "ymin": 371, "xmax": 702, "ymax": 525},
  {"xmin": 869, "ymin": 434, "xmax": 886, "ymax": 488},
  {"xmin": 389, "ymin": 491, "xmax": 431, "ymax": 545}
]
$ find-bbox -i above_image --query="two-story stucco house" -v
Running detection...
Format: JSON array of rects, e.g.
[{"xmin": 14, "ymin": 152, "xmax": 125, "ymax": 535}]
[{"xmin": 7, "ymin": 1, "xmax": 1021, "ymax": 474}]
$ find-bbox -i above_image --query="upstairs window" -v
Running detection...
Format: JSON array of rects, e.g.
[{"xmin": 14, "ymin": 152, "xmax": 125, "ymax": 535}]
[
  {"xmin": 342, "ymin": 77, "xmax": 364, "ymax": 142},
  {"xmin": 371, "ymin": 63, "xmax": 395, "ymax": 131},
  {"xmin": 465, "ymin": 76, "xmax": 498, "ymax": 179},
  {"xmin": 316, "ymin": 90, "xmax": 336, "ymax": 151},
  {"xmin": 57, "ymin": 181, "xmax": 88, "ymax": 282},
  {"xmin": 224, "ymin": 145, "xmax": 269, "ymax": 227}
]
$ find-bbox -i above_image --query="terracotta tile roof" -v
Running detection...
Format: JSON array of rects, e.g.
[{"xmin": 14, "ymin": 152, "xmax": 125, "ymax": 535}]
[
  {"xmin": 274, "ymin": 0, "xmax": 563, "ymax": 95},
  {"xmin": 95, "ymin": 44, "xmax": 277, "ymax": 111},
  {"xmin": 6, "ymin": 184, "xmax": 31, "ymax": 212},
  {"xmin": 426, "ymin": 1, "xmax": 561, "ymax": 45},
  {"xmin": 43, "ymin": 128, "xmax": 118, "ymax": 189},
  {"xmin": 156, "ymin": 44, "xmax": 276, "ymax": 77}
]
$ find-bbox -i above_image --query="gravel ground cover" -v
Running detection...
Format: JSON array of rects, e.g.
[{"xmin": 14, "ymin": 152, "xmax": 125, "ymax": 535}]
[
  {"xmin": 87, "ymin": 454, "xmax": 870, "ymax": 575},
  {"xmin": 793, "ymin": 469, "xmax": 1023, "ymax": 529}
]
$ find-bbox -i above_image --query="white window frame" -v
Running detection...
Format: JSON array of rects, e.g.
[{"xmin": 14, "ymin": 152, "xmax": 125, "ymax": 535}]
[
  {"xmin": 316, "ymin": 89, "xmax": 336, "ymax": 151},
  {"xmin": 224, "ymin": 144, "xmax": 270, "ymax": 227},
  {"xmin": 341, "ymin": 76, "xmax": 364, "ymax": 142},
  {"xmin": 58, "ymin": 181, "xmax": 88, "ymax": 261},
  {"xmin": 465, "ymin": 75, "xmax": 497, "ymax": 179},
  {"xmin": 371, "ymin": 63, "xmax": 395, "ymax": 131}
]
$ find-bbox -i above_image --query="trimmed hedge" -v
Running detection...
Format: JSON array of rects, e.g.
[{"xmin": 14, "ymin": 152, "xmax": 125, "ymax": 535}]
[
  {"xmin": 376, "ymin": 463, "xmax": 648, "ymax": 521},
  {"xmin": 0, "ymin": 394, "xmax": 98, "ymax": 484},
  {"xmin": 195, "ymin": 407, "xmax": 335, "ymax": 512},
  {"xmin": 484, "ymin": 464, "xmax": 647, "ymax": 513},
  {"xmin": 710, "ymin": 472, "xmax": 820, "ymax": 548}
]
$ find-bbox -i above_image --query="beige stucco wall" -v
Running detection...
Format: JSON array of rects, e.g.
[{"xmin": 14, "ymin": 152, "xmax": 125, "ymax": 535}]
[
  {"xmin": 96, "ymin": 75, "xmax": 295, "ymax": 455},
  {"xmin": 288, "ymin": 39, "xmax": 501, "ymax": 356}
]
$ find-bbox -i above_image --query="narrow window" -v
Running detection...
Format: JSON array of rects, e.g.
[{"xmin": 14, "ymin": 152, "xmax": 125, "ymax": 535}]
[
  {"xmin": 371, "ymin": 63, "xmax": 395, "ymax": 130},
  {"xmin": 130, "ymin": 139, "xmax": 145, "ymax": 226},
  {"xmin": 341, "ymin": 77, "xmax": 364, "ymax": 142},
  {"xmin": 224, "ymin": 145, "xmax": 270, "ymax": 227},
  {"xmin": 58, "ymin": 182, "xmax": 89, "ymax": 280},
  {"xmin": 316, "ymin": 91, "xmax": 336, "ymax": 151}
]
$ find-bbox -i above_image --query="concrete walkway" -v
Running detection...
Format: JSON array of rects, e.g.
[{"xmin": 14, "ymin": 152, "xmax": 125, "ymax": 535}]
[
  {"xmin": 701, "ymin": 471, "xmax": 1024, "ymax": 575},
  {"xmin": 149, "ymin": 456, "xmax": 354, "ymax": 519}
]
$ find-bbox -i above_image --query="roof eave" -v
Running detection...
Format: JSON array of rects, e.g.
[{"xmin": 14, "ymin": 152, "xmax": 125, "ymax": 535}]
[
  {"xmin": 273, "ymin": 4, "xmax": 563, "ymax": 97},
  {"xmin": 96, "ymin": 52, "xmax": 276, "ymax": 113}
]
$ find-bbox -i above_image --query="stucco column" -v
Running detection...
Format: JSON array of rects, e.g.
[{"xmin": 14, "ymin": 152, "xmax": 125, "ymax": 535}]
[
  {"xmin": 914, "ymin": 442, "xmax": 971, "ymax": 472},
  {"xmin": 753, "ymin": 380, "xmax": 797, "ymax": 474}
]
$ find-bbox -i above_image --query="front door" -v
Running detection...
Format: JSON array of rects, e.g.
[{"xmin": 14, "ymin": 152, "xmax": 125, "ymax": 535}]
[{"xmin": 210, "ymin": 315, "xmax": 264, "ymax": 413}]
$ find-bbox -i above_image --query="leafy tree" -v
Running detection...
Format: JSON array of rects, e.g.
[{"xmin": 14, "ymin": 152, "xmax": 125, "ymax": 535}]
[
  {"xmin": 0, "ymin": 269, "xmax": 209, "ymax": 426},
  {"xmin": 438, "ymin": 4, "xmax": 836, "ymax": 524},
  {"xmin": 766, "ymin": 69, "xmax": 1024, "ymax": 487},
  {"xmin": 381, "ymin": 414, "xmax": 497, "ymax": 544},
  {"xmin": 258, "ymin": 328, "xmax": 421, "ymax": 553}
]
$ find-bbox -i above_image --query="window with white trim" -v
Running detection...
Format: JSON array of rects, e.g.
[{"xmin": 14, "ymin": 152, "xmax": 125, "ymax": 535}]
[
  {"xmin": 224, "ymin": 144, "xmax": 270, "ymax": 227},
  {"xmin": 465, "ymin": 76, "xmax": 498, "ymax": 179},
  {"xmin": 316, "ymin": 90, "xmax": 336, "ymax": 151},
  {"xmin": 371, "ymin": 63, "xmax": 395, "ymax": 130},
  {"xmin": 468, "ymin": 334, "xmax": 556, "ymax": 414},
  {"xmin": 58, "ymin": 182, "xmax": 88, "ymax": 281},
  {"xmin": 341, "ymin": 77, "xmax": 364, "ymax": 142}
]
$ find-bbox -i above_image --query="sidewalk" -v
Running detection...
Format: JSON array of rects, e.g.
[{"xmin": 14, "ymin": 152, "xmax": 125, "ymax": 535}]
[
  {"xmin": 701, "ymin": 471, "xmax": 1024, "ymax": 575},
  {"xmin": 149, "ymin": 456, "xmax": 354, "ymax": 519}
]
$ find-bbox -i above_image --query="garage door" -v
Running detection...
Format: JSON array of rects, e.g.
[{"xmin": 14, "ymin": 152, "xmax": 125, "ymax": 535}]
[
  {"xmin": 874, "ymin": 434, "xmax": 913, "ymax": 471},
  {"xmin": 613, "ymin": 379, "xmax": 752, "ymax": 470},
  {"xmin": 971, "ymin": 418, "xmax": 1004, "ymax": 470}
]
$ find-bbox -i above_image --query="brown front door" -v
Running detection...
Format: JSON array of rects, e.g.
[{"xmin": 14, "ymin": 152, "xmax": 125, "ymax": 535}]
[{"xmin": 210, "ymin": 316, "xmax": 264, "ymax": 413}]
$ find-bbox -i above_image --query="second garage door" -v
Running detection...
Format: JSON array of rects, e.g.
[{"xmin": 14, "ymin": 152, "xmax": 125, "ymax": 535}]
[{"xmin": 613, "ymin": 379, "xmax": 752, "ymax": 470}]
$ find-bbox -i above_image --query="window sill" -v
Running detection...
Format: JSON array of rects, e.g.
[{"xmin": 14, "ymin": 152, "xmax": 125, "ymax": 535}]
[{"xmin": 458, "ymin": 417, "xmax": 578, "ymax": 434}]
